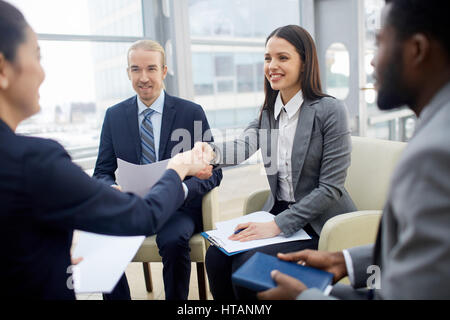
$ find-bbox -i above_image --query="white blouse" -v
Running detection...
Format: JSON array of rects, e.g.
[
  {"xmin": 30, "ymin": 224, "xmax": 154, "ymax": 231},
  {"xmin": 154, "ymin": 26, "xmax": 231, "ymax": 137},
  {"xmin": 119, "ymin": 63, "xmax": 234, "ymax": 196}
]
[{"xmin": 274, "ymin": 89, "xmax": 304, "ymax": 203}]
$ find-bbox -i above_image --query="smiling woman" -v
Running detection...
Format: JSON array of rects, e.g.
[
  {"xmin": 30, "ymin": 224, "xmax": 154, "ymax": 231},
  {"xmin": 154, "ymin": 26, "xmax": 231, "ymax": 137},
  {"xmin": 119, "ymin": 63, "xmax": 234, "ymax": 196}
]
[{"xmin": 203, "ymin": 24, "xmax": 356, "ymax": 300}]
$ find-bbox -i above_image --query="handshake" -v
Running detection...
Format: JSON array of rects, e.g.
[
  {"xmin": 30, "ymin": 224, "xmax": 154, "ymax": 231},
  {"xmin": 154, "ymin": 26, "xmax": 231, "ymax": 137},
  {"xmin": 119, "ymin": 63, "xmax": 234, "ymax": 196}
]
[{"xmin": 166, "ymin": 142, "xmax": 216, "ymax": 180}]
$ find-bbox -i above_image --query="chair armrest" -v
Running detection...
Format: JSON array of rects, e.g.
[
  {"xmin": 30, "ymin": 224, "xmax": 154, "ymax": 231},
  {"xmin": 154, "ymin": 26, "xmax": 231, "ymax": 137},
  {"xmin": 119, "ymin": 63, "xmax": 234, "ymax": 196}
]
[
  {"xmin": 318, "ymin": 210, "xmax": 382, "ymax": 252},
  {"xmin": 243, "ymin": 189, "xmax": 271, "ymax": 215},
  {"xmin": 202, "ymin": 187, "xmax": 220, "ymax": 230}
]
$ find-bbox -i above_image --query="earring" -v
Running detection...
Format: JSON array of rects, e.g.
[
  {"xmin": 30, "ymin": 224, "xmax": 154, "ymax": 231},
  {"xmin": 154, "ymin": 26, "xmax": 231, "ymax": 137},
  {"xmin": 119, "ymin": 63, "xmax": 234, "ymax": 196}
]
[{"xmin": 0, "ymin": 78, "xmax": 8, "ymax": 89}]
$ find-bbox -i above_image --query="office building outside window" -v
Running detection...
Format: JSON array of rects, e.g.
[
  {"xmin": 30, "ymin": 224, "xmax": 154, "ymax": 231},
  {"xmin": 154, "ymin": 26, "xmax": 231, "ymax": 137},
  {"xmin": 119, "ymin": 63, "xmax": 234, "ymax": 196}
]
[{"xmin": 188, "ymin": 0, "xmax": 301, "ymax": 131}]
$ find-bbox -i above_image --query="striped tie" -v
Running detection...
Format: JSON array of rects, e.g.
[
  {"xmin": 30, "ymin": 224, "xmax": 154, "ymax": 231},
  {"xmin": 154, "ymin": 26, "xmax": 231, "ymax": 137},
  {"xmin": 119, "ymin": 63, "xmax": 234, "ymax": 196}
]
[{"xmin": 140, "ymin": 108, "xmax": 156, "ymax": 164}]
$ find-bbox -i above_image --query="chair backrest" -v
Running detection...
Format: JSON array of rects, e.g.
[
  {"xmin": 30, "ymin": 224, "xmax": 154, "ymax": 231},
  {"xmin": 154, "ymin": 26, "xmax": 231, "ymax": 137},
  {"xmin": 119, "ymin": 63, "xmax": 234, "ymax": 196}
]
[
  {"xmin": 318, "ymin": 210, "xmax": 382, "ymax": 252},
  {"xmin": 202, "ymin": 187, "xmax": 220, "ymax": 230},
  {"xmin": 345, "ymin": 136, "xmax": 406, "ymax": 211}
]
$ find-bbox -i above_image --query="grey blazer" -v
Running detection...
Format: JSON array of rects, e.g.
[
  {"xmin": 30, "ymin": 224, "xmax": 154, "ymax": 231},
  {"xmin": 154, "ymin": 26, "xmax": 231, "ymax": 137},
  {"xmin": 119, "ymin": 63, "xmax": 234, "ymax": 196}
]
[
  {"xmin": 214, "ymin": 96, "xmax": 356, "ymax": 236},
  {"xmin": 299, "ymin": 82, "xmax": 450, "ymax": 300}
]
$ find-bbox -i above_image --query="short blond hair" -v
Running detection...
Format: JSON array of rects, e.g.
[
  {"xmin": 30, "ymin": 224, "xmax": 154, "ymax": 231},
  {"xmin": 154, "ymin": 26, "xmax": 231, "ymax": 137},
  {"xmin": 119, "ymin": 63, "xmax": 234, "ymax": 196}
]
[{"xmin": 127, "ymin": 39, "xmax": 166, "ymax": 66}]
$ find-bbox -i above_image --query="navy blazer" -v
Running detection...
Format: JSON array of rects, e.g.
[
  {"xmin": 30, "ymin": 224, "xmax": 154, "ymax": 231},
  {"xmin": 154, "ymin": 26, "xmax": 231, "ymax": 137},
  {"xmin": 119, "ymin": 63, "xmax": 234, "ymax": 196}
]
[
  {"xmin": 93, "ymin": 92, "xmax": 222, "ymax": 209},
  {"xmin": 0, "ymin": 119, "xmax": 186, "ymax": 299}
]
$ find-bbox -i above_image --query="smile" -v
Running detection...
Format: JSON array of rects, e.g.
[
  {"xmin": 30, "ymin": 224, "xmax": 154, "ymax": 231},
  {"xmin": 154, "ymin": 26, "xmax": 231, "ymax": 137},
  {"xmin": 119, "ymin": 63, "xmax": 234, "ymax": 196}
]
[{"xmin": 270, "ymin": 73, "xmax": 284, "ymax": 81}]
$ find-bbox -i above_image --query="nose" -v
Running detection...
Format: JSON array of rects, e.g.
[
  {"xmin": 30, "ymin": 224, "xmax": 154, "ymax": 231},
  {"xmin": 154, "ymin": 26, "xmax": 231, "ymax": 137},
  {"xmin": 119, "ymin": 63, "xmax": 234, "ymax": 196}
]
[
  {"xmin": 139, "ymin": 69, "xmax": 149, "ymax": 82},
  {"xmin": 269, "ymin": 59, "xmax": 279, "ymax": 72}
]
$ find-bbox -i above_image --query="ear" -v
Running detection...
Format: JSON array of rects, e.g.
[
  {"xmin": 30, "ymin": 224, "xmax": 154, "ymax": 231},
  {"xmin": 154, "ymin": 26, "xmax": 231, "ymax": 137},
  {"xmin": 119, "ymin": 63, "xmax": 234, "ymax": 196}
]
[
  {"xmin": 408, "ymin": 33, "xmax": 430, "ymax": 67},
  {"xmin": 126, "ymin": 67, "xmax": 131, "ymax": 80},
  {"xmin": 162, "ymin": 64, "xmax": 168, "ymax": 80},
  {"xmin": 0, "ymin": 53, "xmax": 10, "ymax": 90}
]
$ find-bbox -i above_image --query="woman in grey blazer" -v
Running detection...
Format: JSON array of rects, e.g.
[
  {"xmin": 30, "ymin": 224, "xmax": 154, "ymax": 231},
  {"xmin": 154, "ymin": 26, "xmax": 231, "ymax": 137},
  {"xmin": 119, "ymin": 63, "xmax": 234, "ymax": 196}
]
[{"xmin": 203, "ymin": 25, "xmax": 357, "ymax": 300}]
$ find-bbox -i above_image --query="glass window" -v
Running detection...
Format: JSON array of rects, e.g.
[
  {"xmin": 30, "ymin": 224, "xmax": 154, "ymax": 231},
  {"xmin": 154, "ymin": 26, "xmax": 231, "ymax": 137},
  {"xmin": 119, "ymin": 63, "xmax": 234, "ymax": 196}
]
[
  {"xmin": 16, "ymin": 41, "xmax": 135, "ymax": 151},
  {"xmin": 189, "ymin": 0, "xmax": 300, "ymax": 131},
  {"xmin": 215, "ymin": 54, "xmax": 234, "ymax": 77},
  {"xmin": 325, "ymin": 43, "xmax": 350, "ymax": 100},
  {"xmin": 189, "ymin": 0, "xmax": 300, "ymax": 39},
  {"xmin": 236, "ymin": 54, "xmax": 255, "ymax": 93},
  {"xmin": 10, "ymin": 0, "xmax": 143, "ymax": 37},
  {"xmin": 363, "ymin": 0, "xmax": 416, "ymax": 141},
  {"xmin": 192, "ymin": 53, "xmax": 214, "ymax": 95}
]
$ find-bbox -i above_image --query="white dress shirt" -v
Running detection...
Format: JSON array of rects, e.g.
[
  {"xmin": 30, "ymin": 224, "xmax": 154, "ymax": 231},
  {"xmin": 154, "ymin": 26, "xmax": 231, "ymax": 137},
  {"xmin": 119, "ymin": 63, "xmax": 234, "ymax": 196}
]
[
  {"xmin": 274, "ymin": 89, "xmax": 304, "ymax": 203},
  {"xmin": 136, "ymin": 90, "xmax": 188, "ymax": 200}
]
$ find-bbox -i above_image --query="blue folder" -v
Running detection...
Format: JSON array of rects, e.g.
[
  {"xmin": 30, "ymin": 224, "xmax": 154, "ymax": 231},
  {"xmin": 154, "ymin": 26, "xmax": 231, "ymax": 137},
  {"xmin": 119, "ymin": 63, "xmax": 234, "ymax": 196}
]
[
  {"xmin": 232, "ymin": 252, "xmax": 334, "ymax": 292},
  {"xmin": 201, "ymin": 232, "xmax": 247, "ymax": 256}
]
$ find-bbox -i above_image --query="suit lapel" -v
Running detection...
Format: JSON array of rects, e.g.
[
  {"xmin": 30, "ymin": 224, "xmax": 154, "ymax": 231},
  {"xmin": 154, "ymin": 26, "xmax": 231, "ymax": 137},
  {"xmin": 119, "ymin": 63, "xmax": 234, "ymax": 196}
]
[
  {"xmin": 159, "ymin": 93, "xmax": 176, "ymax": 160},
  {"xmin": 291, "ymin": 98, "xmax": 317, "ymax": 191},
  {"xmin": 261, "ymin": 109, "xmax": 279, "ymax": 197},
  {"xmin": 126, "ymin": 96, "xmax": 142, "ymax": 161}
]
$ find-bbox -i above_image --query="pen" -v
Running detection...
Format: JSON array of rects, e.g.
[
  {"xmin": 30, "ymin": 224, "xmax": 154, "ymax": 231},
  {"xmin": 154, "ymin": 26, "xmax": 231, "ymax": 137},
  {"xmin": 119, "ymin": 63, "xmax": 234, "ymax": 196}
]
[{"xmin": 234, "ymin": 228, "xmax": 246, "ymax": 235}]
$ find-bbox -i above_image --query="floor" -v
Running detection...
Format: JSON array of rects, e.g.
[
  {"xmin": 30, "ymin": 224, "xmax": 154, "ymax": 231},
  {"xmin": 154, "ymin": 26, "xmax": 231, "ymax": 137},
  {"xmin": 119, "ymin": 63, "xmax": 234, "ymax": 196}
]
[{"xmin": 77, "ymin": 161, "xmax": 269, "ymax": 300}]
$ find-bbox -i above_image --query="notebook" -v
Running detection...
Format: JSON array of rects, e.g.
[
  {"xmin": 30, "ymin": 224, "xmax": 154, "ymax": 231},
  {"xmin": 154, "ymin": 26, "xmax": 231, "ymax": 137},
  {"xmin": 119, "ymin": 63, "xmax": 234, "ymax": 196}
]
[
  {"xmin": 201, "ymin": 211, "xmax": 311, "ymax": 256},
  {"xmin": 232, "ymin": 252, "xmax": 334, "ymax": 293}
]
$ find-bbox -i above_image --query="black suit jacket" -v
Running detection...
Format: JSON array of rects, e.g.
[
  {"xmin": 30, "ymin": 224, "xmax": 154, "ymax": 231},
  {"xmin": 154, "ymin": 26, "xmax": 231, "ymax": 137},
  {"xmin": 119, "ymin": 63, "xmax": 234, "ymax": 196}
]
[
  {"xmin": 0, "ymin": 119, "xmax": 186, "ymax": 299},
  {"xmin": 93, "ymin": 92, "xmax": 222, "ymax": 210}
]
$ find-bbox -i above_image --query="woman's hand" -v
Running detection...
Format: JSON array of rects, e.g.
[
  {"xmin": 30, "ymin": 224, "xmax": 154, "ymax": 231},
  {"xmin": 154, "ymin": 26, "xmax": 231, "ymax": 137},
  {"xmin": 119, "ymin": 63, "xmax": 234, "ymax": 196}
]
[
  {"xmin": 71, "ymin": 256, "xmax": 83, "ymax": 265},
  {"xmin": 228, "ymin": 220, "xmax": 281, "ymax": 242}
]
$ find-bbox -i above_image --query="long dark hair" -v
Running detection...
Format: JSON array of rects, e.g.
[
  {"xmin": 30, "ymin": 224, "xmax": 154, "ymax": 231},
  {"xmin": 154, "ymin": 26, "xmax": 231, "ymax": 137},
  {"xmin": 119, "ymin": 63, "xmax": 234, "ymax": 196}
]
[
  {"xmin": 0, "ymin": 0, "xmax": 28, "ymax": 62},
  {"xmin": 261, "ymin": 25, "xmax": 329, "ymax": 118}
]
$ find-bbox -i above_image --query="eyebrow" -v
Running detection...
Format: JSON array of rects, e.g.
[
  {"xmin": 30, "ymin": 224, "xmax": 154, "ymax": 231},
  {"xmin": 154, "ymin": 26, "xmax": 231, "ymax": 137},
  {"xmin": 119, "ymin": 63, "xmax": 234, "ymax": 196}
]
[
  {"xmin": 129, "ymin": 64, "xmax": 159, "ymax": 69},
  {"xmin": 265, "ymin": 52, "xmax": 291, "ymax": 56}
]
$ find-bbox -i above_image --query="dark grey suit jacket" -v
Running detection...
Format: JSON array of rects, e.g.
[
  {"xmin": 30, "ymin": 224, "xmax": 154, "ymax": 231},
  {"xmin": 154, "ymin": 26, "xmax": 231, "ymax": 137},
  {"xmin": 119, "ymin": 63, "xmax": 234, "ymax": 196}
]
[
  {"xmin": 299, "ymin": 82, "xmax": 450, "ymax": 300},
  {"xmin": 214, "ymin": 96, "xmax": 356, "ymax": 236}
]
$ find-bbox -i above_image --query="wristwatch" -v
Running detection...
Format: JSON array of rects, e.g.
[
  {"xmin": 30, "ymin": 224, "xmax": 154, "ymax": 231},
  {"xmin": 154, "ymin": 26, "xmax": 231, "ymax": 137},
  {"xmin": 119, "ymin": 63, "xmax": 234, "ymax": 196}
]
[{"xmin": 208, "ymin": 142, "xmax": 220, "ymax": 167}]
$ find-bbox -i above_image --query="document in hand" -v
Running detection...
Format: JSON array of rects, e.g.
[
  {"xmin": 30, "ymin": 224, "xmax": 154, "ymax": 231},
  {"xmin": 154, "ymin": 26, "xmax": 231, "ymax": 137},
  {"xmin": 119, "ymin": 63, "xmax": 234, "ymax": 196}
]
[
  {"xmin": 71, "ymin": 231, "xmax": 145, "ymax": 294},
  {"xmin": 201, "ymin": 211, "xmax": 311, "ymax": 256},
  {"xmin": 232, "ymin": 252, "xmax": 334, "ymax": 293},
  {"xmin": 116, "ymin": 158, "xmax": 170, "ymax": 197}
]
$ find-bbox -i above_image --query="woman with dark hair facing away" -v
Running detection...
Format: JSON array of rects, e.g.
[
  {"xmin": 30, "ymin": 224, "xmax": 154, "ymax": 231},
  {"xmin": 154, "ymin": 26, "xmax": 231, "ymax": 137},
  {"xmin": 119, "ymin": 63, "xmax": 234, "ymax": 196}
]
[
  {"xmin": 0, "ymin": 0, "xmax": 212, "ymax": 299},
  {"xmin": 199, "ymin": 25, "xmax": 357, "ymax": 300}
]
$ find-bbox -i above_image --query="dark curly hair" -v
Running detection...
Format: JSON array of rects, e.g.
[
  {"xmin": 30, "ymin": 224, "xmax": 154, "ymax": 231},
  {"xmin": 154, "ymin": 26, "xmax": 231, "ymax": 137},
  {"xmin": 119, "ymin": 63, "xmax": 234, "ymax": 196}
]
[{"xmin": 385, "ymin": 0, "xmax": 450, "ymax": 58}]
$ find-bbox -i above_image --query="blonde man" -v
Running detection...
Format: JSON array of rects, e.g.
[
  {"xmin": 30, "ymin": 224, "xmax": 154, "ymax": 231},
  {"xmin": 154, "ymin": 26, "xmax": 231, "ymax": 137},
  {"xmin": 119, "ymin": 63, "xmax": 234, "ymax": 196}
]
[{"xmin": 93, "ymin": 40, "xmax": 222, "ymax": 300}]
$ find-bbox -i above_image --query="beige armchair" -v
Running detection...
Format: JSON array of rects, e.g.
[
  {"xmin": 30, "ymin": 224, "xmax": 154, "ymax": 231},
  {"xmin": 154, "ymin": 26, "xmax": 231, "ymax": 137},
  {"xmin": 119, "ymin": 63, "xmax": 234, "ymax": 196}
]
[
  {"xmin": 241, "ymin": 136, "xmax": 406, "ymax": 283},
  {"xmin": 132, "ymin": 187, "xmax": 220, "ymax": 300}
]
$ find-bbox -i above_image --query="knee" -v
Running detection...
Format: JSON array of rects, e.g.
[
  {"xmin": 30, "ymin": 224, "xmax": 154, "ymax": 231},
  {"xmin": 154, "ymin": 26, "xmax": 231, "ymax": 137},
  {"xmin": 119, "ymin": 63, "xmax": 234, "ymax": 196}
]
[
  {"xmin": 205, "ymin": 246, "xmax": 230, "ymax": 276},
  {"xmin": 157, "ymin": 234, "xmax": 190, "ymax": 257}
]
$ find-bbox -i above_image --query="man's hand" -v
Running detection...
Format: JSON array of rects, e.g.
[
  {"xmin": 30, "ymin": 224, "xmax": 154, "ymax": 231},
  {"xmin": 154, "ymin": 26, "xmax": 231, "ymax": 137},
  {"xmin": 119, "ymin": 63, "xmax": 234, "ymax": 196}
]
[
  {"xmin": 277, "ymin": 250, "xmax": 348, "ymax": 283},
  {"xmin": 257, "ymin": 270, "xmax": 307, "ymax": 300},
  {"xmin": 111, "ymin": 184, "xmax": 122, "ymax": 191}
]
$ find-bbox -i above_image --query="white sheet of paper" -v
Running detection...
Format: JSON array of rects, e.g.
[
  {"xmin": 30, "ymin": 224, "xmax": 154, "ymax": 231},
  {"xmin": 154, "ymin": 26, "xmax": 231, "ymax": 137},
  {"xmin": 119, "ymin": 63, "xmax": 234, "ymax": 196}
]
[
  {"xmin": 206, "ymin": 211, "xmax": 311, "ymax": 254},
  {"xmin": 116, "ymin": 158, "xmax": 170, "ymax": 197},
  {"xmin": 71, "ymin": 231, "xmax": 145, "ymax": 294}
]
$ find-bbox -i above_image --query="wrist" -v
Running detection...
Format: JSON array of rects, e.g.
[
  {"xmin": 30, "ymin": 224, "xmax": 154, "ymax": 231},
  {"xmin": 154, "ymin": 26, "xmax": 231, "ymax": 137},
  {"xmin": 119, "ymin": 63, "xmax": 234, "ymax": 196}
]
[
  {"xmin": 167, "ymin": 163, "xmax": 189, "ymax": 181},
  {"xmin": 332, "ymin": 251, "xmax": 348, "ymax": 280}
]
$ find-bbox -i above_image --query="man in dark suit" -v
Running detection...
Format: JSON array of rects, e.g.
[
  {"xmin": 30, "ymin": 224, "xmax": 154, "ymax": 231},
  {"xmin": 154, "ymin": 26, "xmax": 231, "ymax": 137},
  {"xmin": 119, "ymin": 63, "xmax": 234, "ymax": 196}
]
[{"xmin": 93, "ymin": 40, "xmax": 222, "ymax": 300}]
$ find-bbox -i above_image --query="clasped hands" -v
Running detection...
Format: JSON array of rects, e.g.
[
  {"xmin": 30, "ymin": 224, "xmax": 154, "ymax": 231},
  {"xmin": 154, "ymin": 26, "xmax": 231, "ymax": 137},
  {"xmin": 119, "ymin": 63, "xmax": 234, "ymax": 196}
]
[{"xmin": 165, "ymin": 142, "xmax": 216, "ymax": 180}]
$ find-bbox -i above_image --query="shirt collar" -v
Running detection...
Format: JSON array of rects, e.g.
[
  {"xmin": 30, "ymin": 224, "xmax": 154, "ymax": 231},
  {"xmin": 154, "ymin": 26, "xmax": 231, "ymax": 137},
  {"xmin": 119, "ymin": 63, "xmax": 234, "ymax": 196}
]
[
  {"xmin": 415, "ymin": 81, "xmax": 450, "ymax": 133},
  {"xmin": 0, "ymin": 118, "xmax": 14, "ymax": 135},
  {"xmin": 137, "ymin": 90, "xmax": 165, "ymax": 116},
  {"xmin": 274, "ymin": 89, "xmax": 303, "ymax": 120}
]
